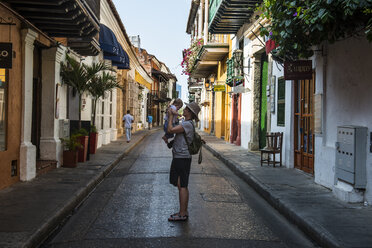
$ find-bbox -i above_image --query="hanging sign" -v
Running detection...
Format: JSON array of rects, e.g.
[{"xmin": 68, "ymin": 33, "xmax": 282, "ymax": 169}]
[
  {"xmin": 213, "ymin": 85, "xmax": 225, "ymax": 92},
  {"xmin": 0, "ymin": 43, "xmax": 12, "ymax": 69},
  {"xmin": 284, "ymin": 60, "xmax": 312, "ymax": 80}
]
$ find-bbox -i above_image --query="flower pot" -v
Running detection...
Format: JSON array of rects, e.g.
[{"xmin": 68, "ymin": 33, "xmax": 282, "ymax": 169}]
[
  {"xmin": 63, "ymin": 150, "xmax": 78, "ymax": 168},
  {"xmin": 89, "ymin": 132, "xmax": 98, "ymax": 154},
  {"xmin": 78, "ymin": 135, "xmax": 89, "ymax": 162}
]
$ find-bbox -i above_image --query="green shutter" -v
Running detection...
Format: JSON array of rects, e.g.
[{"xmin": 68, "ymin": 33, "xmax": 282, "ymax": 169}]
[
  {"xmin": 259, "ymin": 60, "xmax": 268, "ymax": 149},
  {"xmin": 277, "ymin": 78, "xmax": 285, "ymax": 126}
]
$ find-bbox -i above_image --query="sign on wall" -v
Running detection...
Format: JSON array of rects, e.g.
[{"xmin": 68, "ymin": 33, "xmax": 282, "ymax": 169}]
[
  {"xmin": 214, "ymin": 85, "xmax": 225, "ymax": 92},
  {"xmin": 284, "ymin": 60, "xmax": 312, "ymax": 80},
  {"xmin": 0, "ymin": 43, "xmax": 12, "ymax": 69}
]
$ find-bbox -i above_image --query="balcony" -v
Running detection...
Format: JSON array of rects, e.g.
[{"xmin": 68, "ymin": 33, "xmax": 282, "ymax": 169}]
[
  {"xmin": 209, "ymin": 0, "xmax": 262, "ymax": 34},
  {"xmin": 191, "ymin": 34, "xmax": 229, "ymax": 78},
  {"xmin": 3, "ymin": 0, "xmax": 100, "ymax": 56}
]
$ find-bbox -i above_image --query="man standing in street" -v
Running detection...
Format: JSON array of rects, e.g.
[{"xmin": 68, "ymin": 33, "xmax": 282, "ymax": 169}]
[
  {"xmin": 123, "ymin": 110, "xmax": 134, "ymax": 143},
  {"xmin": 147, "ymin": 115, "xmax": 153, "ymax": 130}
]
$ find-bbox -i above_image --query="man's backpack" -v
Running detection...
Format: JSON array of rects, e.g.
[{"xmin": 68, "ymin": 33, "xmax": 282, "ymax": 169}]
[{"xmin": 183, "ymin": 121, "xmax": 205, "ymax": 164}]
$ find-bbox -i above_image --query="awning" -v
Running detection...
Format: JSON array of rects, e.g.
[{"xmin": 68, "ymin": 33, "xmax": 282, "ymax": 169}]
[
  {"xmin": 99, "ymin": 24, "xmax": 130, "ymax": 69},
  {"xmin": 135, "ymin": 70, "xmax": 152, "ymax": 90}
]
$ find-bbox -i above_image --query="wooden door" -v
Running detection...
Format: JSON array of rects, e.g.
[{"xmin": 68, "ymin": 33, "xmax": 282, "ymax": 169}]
[{"xmin": 294, "ymin": 75, "xmax": 315, "ymax": 174}]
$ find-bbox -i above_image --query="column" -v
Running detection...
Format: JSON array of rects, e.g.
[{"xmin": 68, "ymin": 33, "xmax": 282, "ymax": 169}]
[
  {"xmin": 20, "ymin": 29, "xmax": 37, "ymax": 181},
  {"xmin": 39, "ymin": 46, "xmax": 64, "ymax": 165},
  {"xmin": 204, "ymin": 0, "xmax": 209, "ymax": 43},
  {"xmin": 248, "ymin": 56, "xmax": 261, "ymax": 151},
  {"xmin": 111, "ymin": 88, "xmax": 118, "ymax": 141},
  {"xmin": 198, "ymin": 4, "xmax": 203, "ymax": 39}
]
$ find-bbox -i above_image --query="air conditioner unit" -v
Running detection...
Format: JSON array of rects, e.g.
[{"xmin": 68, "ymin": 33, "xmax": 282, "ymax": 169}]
[{"xmin": 59, "ymin": 119, "xmax": 70, "ymax": 139}]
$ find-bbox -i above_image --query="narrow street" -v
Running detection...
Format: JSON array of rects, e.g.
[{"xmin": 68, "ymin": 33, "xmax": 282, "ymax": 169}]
[{"xmin": 43, "ymin": 131, "xmax": 317, "ymax": 248}]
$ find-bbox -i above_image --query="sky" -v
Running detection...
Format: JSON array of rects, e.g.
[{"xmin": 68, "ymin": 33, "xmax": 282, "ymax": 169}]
[{"xmin": 112, "ymin": 0, "xmax": 191, "ymax": 103}]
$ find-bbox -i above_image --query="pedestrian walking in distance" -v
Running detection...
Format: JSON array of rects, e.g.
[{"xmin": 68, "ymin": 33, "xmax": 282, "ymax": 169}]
[
  {"xmin": 122, "ymin": 110, "xmax": 134, "ymax": 143},
  {"xmin": 147, "ymin": 115, "xmax": 153, "ymax": 130},
  {"xmin": 166, "ymin": 101, "xmax": 200, "ymax": 221}
]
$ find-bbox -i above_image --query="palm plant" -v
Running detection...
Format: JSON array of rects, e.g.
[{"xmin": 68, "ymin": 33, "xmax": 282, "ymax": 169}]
[
  {"xmin": 60, "ymin": 53, "xmax": 114, "ymax": 129},
  {"xmin": 88, "ymin": 71, "xmax": 122, "ymax": 127}
]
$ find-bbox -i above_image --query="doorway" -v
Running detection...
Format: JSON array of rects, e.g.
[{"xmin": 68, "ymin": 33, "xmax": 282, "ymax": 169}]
[
  {"xmin": 294, "ymin": 74, "xmax": 315, "ymax": 174},
  {"xmin": 31, "ymin": 48, "xmax": 42, "ymax": 159}
]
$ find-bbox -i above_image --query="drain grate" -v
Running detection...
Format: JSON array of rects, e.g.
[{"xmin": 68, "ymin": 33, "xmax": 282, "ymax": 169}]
[{"xmin": 201, "ymin": 193, "xmax": 242, "ymax": 203}]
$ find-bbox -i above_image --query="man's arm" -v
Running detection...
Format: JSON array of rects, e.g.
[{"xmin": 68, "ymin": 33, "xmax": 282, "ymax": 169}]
[{"xmin": 167, "ymin": 109, "xmax": 184, "ymax": 134}]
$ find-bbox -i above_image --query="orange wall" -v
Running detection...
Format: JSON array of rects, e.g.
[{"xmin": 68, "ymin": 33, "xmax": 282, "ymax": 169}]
[{"xmin": 0, "ymin": 8, "xmax": 22, "ymax": 189}]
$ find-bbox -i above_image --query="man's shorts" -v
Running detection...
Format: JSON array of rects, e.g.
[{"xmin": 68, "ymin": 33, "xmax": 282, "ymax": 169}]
[{"xmin": 169, "ymin": 158, "xmax": 192, "ymax": 188}]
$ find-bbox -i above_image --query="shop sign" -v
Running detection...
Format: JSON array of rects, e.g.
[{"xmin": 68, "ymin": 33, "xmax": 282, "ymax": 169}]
[
  {"xmin": 0, "ymin": 43, "xmax": 12, "ymax": 69},
  {"xmin": 284, "ymin": 60, "xmax": 312, "ymax": 80},
  {"xmin": 213, "ymin": 84, "xmax": 225, "ymax": 92}
]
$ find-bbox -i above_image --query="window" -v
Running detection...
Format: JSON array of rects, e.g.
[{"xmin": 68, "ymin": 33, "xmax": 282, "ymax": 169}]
[
  {"xmin": 277, "ymin": 78, "xmax": 285, "ymax": 126},
  {"xmin": 0, "ymin": 68, "xmax": 7, "ymax": 150}
]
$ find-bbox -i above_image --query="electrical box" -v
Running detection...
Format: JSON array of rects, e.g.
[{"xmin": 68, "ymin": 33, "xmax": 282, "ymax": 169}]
[
  {"xmin": 59, "ymin": 119, "xmax": 70, "ymax": 139},
  {"xmin": 335, "ymin": 126, "xmax": 367, "ymax": 189}
]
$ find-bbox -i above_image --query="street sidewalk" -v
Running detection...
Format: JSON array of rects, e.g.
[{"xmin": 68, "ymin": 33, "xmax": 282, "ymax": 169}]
[
  {"xmin": 200, "ymin": 132, "xmax": 372, "ymax": 248},
  {"xmin": 0, "ymin": 128, "xmax": 160, "ymax": 248}
]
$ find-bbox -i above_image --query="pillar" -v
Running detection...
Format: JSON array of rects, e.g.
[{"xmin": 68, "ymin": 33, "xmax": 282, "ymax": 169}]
[
  {"xmin": 39, "ymin": 46, "xmax": 64, "ymax": 165},
  {"xmin": 20, "ymin": 29, "xmax": 37, "ymax": 181}
]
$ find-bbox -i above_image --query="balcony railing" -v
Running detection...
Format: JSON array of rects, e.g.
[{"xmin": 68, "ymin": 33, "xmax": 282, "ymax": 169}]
[
  {"xmin": 151, "ymin": 90, "xmax": 159, "ymax": 99},
  {"xmin": 160, "ymin": 89, "xmax": 168, "ymax": 100},
  {"xmin": 207, "ymin": 34, "xmax": 229, "ymax": 44}
]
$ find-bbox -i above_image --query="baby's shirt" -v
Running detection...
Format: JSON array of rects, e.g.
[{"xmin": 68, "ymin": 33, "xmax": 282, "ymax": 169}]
[{"xmin": 164, "ymin": 105, "xmax": 178, "ymax": 123}]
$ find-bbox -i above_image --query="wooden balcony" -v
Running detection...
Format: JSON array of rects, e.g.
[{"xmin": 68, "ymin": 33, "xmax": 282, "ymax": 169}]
[{"xmin": 3, "ymin": 0, "xmax": 100, "ymax": 56}]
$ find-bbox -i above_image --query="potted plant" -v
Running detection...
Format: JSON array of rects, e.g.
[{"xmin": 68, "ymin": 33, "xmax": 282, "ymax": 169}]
[
  {"xmin": 61, "ymin": 134, "xmax": 82, "ymax": 168},
  {"xmin": 89, "ymin": 125, "xmax": 98, "ymax": 154},
  {"xmin": 75, "ymin": 128, "xmax": 89, "ymax": 162}
]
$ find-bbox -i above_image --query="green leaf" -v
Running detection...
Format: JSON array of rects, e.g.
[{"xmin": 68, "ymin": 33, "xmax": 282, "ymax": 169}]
[{"xmin": 318, "ymin": 9, "xmax": 326, "ymax": 18}]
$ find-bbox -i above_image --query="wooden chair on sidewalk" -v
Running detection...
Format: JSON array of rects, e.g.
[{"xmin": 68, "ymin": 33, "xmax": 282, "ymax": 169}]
[{"xmin": 260, "ymin": 132, "xmax": 283, "ymax": 167}]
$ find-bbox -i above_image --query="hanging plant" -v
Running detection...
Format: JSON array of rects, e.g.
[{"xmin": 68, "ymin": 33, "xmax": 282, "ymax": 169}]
[
  {"xmin": 259, "ymin": 0, "xmax": 372, "ymax": 60},
  {"xmin": 181, "ymin": 38, "xmax": 204, "ymax": 75}
]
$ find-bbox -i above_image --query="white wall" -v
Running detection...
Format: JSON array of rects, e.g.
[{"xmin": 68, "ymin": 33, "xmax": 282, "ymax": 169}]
[
  {"xmin": 315, "ymin": 37, "xmax": 372, "ymax": 202},
  {"xmin": 240, "ymin": 37, "xmax": 252, "ymax": 149},
  {"xmin": 270, "ymin": 60, "xmax": 293, "ymax": 167}
]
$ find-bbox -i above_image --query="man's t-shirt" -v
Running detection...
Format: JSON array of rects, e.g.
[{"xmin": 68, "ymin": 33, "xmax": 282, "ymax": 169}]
[
  {"xmin": 147, "ymin": 116, "xmax": 153, "ymax": 123},
  {"xmin": 172, "ymin": 120, "xmax": 194, "ymax": 158},
  {"xmin": 123, "ymin": 114, "xmax": 134, "ymax": 128}
]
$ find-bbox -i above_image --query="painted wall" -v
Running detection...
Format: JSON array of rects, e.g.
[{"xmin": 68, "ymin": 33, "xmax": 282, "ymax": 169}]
[
  {"xmin": 314, "ymin": 37, "xmax": 372, "ymax": 203},
  {"xmin": 240, "ymin": 37, "xmax": 252, "ymax": 149},
  {"xmin": 270, "ymin": 61, "xmax": 294, "ymax": 168},
  {"xmin": 214, "ymin": 57, "xmax": 227, "ymax": 139},
  {"xmin": 0, "ymin": 8, "xmax": 22, "ymax": 189}
]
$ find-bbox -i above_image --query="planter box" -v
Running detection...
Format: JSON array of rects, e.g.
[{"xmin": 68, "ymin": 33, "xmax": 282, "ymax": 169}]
[
  {"xmin": 78, "ymin": 135, "xmax": 89, "ymax": 162},
  {"xmin": 63, "ymin": 150, "xmax": 78, "ymax": 168},
  {"xmin": 89, "ymin": 132, "xmax": 98, "ymax": 154}
]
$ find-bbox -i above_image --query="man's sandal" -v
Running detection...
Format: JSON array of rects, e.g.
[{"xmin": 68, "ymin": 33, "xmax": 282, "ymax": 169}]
[{"xmin": 168, "ymin": 213, "xmax": 188, "ymax": 221}]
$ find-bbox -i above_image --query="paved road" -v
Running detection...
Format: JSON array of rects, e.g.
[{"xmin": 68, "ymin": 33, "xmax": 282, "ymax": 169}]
[{"xmin": 43, "ymin": 131, "xmax": 318, "ymax": 248}]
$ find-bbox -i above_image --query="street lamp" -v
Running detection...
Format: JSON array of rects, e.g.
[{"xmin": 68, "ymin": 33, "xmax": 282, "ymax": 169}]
[{"xmin": 233, "ymin": 49, "xmax": 244, "ymax": 86}]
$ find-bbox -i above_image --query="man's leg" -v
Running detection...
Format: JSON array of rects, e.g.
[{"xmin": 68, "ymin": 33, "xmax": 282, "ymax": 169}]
[
  {"xmin": 126, "ymin": 128, "xmax": 130, "ymax": 142},
  {"xmin": 177, "ymin": 177, "xmax": 189, "ymax": 216}
]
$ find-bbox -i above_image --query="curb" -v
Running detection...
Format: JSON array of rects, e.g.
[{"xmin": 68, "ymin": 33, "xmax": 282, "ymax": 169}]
[
  {"xmin": 26, "ymin": 130, "xmax": 157, "ymax": 248},
  {"xmin": 203, "ymin": 143, "xmax": 342, "ymax": 248}
]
